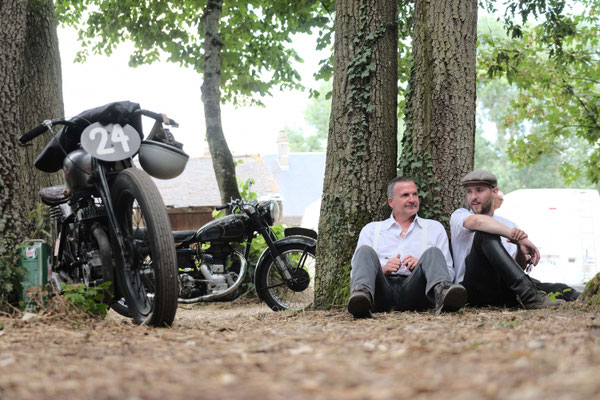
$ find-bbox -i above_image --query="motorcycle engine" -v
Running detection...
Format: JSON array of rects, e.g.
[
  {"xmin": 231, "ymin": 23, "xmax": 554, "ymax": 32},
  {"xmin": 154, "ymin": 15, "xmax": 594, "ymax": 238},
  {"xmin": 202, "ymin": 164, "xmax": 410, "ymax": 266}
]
[{"xmin": 178, "ymin": 243, "xmax": 239, "ymax": 299}]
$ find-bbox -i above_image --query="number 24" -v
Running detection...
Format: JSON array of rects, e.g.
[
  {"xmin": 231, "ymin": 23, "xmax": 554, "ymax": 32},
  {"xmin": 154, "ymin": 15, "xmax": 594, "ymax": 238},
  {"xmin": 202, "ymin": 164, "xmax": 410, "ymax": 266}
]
[{"xmin": 89, "ymin": 125, "xmax": 130, "ymax": 155}]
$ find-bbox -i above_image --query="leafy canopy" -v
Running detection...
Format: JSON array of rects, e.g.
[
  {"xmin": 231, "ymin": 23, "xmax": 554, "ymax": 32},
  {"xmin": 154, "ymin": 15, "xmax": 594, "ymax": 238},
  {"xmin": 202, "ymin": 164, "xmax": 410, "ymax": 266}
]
[
  {"xmin": 478, "ymin": 0, "xmax": 600, "ymax": 183},
  {"xmin": 55, "ymin": 0, "xmax": 331, "ymax": 106}
]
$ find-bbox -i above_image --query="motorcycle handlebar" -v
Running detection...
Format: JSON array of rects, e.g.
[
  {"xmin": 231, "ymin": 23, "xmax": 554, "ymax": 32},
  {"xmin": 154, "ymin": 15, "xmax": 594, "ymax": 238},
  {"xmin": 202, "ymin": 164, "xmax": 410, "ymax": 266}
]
[
  {"xmin": 19, "ymin": 122, "xmax": 50, "ymax": 144},
  {"xmin": 216, "ymin": 204, "xmax": 229, "ymax": 211},
  {"xmin": 138, "ymin": 109, "xmax": 179, "ymax": 128},
  {"xmin": 19, "ymin": 118, "xmax": 71, "ymax": 144},
  {"xmin": 19, "ymin": 108, "xmax": 179, "ymax": 145}
]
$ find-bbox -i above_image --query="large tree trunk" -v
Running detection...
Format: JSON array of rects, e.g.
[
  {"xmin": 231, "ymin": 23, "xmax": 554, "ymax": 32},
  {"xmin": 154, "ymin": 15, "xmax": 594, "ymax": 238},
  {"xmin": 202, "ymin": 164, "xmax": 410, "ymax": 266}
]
[
  {"xmin": 314, "ymin": 0, "xmax": 398, "ymax": 309},
  {"xmin": 400, "ymin": 0, "xmax": 477, "ymax": 226},
  {"xmin": 0, "ymin": 0, "xmax": 63, "ymax": 256},
  {"xmin": 201, "ymin": 0, "xmax": 241, "ymax": 205}
]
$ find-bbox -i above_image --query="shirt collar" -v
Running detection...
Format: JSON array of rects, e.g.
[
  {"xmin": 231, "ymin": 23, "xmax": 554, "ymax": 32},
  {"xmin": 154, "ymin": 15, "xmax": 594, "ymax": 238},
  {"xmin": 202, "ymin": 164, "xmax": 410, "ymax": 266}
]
[{"xmin": 384, "ymin": 213, "xmax": 423, "ymax": 230}]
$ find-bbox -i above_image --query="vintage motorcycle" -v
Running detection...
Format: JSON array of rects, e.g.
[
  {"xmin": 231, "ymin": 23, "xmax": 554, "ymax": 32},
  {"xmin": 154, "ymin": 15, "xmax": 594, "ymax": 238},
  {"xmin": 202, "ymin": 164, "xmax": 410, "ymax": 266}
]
[
  {"xmin": 174, "ymin": 198, "xmax": 317, "ymax": 311},
  {"xmin": 19, "ymin": 101, "xmax": 188, "ymax": 327}
]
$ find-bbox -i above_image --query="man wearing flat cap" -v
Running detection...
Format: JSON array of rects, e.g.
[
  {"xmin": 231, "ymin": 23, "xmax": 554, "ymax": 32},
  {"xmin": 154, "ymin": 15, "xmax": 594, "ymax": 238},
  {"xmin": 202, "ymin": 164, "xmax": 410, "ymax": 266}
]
[{"xmin": 450, "ymin": 170, "xmax": 579, "ymax": 309}]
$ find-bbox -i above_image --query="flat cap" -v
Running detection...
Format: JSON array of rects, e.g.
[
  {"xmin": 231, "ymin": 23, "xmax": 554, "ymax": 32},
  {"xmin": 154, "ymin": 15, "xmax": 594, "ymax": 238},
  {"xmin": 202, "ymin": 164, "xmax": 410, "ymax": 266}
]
[{"xmin": 461, "ymin": 170, "xmax": 497, "ymax": 187}]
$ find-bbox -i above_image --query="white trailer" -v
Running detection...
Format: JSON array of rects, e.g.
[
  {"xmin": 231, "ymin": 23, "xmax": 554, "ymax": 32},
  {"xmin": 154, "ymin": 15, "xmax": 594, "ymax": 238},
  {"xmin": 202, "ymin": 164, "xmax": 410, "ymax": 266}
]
[{"xmin": 496, "ymin": 188, "xmax": 600, "ymax": 290}]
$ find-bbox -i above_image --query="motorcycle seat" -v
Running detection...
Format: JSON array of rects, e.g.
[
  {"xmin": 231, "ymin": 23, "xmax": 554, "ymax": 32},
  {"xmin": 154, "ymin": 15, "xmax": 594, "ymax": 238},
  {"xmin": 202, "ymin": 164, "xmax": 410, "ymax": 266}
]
[
  {"xmin": 40, "ymin": 185, "xmax": 69, "ymax": 206},
  {"xmin": 173, "ymin": 230, "xmax": 197, "ymax": 243}
]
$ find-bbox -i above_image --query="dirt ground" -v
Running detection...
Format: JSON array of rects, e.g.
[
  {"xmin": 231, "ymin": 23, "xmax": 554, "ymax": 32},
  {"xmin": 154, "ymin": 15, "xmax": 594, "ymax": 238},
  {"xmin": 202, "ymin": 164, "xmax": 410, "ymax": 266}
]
[{"xmin": 1, "ymin": 298, "xmax": 600, "ymax": 400}]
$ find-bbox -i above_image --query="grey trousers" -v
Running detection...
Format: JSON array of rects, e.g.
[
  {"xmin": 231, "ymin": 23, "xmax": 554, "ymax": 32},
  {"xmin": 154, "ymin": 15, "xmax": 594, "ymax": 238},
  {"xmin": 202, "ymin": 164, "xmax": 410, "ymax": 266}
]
[{"xmin": 350, "ymin": 245, "xmax": 452, "ymax": 312}]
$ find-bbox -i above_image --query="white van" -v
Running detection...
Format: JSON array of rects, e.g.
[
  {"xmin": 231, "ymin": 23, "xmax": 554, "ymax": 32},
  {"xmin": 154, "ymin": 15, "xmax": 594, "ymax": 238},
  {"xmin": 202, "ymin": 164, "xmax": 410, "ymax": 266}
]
[{"xmin": 496, "ymin": 188, "xmax": 600, "ymax": 290}]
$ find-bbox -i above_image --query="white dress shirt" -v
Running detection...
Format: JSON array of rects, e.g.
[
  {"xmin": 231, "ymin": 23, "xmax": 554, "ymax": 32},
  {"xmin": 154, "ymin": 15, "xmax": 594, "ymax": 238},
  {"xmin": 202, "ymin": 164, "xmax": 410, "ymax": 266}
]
[
  {"xmin": 450, "ymin": 208, "xmax": 518, "ymax": 284},
  {"xmin": 353, "ymin": 213, "xmax": 455, "ymax": 280}
]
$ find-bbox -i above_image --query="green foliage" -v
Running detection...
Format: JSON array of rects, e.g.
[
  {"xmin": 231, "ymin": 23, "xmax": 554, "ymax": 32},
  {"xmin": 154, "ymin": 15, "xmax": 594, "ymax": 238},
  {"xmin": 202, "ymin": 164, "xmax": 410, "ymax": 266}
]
[
  {"xmin": 237, "ymin": 177, "xmax": 257, "ymax": 201},
  {"xmin": 231, "ymin": 224, "xmax": 285, "ymax": 294},
  {"xmin": 287, "ymin": 81, "xmax": 331, "ymax": 153},
  {"xmin": 480, "ymin": 0, "xmax": 578, "ymax": 53},
  {"xmin": 55, "ymin": 0, "xmax": 330, "ymax": 106},
  {"xmin": 247, "ymin": 224, "xmax": 285, "ymax": 264},
  {"xmin": 547, "ymin": 287, "xmax": 572, "ymax": 302},
  {"xmin": 475, "ymin": 71, "xmax": 600, "ymax": 191},
  {"xmin": 63, "ymin": 282, "xmax": 111, "ymax": 317},
  {"xmin": 581, "ymin": 273, "xmax": 600, "ymax": 304},
  {"xmin": 0, "ymin": 236, "xmax": 26, "ymax": 309},
  {"xmin": 27, "ymin": 203, "xmax": 52, "ymax": 243},
  {"xmin": 305, "ymin": 81, "xmax": 332, "ymax": 136},
  {"xmin": 288, "ymin": 127, "xmax": 327, "ymax": 152},
  {"xmin": 0, "ymin": 204, "xmax": 51, "ymax": 309},
  {"xmin": 478, "ymin": 2, "xmax": 600, "ymax": 183},
  {"xmin": 497, "ymin": 319, "xmax": 521, "ymax": 326}
]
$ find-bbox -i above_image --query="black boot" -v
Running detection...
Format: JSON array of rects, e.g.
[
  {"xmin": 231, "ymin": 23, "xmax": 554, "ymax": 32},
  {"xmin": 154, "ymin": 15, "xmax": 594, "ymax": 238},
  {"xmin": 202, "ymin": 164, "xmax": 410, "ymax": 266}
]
[{"xmin": 479, "ymin": 233, "xmax": 564, "ymax": 309}]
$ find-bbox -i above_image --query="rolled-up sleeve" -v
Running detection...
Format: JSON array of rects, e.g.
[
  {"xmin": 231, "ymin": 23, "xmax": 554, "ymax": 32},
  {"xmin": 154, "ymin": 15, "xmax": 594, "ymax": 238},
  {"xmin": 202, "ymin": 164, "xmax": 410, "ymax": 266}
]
[{"xmin": 450, "ymin": 208, "xmax": 472, "ymax": 243}]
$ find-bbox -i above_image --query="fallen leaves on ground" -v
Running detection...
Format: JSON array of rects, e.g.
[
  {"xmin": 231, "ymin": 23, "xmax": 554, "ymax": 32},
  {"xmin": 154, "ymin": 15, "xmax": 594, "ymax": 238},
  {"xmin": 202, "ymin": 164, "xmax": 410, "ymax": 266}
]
[{"xmin": 1, "ymin": 298, "xmax": 599, "ymax": 400}]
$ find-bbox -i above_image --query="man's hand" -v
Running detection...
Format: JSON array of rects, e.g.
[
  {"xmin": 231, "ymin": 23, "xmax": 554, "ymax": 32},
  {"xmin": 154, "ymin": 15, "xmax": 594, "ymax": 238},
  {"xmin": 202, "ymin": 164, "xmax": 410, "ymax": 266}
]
[
  {"xmin": 507, "ymin": 227, "xmax": 528, "ymax": 243},
  {"xmin": 401, "ymin": 255, "xmax": 419, "ymax": 271},
  {"xmin": 517, "ymin": 238, "xmax": 541, "ymax": 266},
  {"xmin": 382, "ymin": 254, "xmax": 402, "ymax": 275}
]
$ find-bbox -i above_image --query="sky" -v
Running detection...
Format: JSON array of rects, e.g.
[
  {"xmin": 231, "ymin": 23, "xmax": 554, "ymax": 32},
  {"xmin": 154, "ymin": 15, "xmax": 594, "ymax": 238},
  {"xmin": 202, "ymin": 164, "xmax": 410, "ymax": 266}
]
[{"xmin": 58, "ymin": 27, "xmax": 329, "ymax": 158}]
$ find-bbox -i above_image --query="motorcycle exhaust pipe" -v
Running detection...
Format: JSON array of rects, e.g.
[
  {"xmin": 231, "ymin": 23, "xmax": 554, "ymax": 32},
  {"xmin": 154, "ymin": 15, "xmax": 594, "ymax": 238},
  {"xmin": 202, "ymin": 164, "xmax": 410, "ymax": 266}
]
[{"xmin": 178, "ymin": 251, "xmax": 247, "ymax": 303}]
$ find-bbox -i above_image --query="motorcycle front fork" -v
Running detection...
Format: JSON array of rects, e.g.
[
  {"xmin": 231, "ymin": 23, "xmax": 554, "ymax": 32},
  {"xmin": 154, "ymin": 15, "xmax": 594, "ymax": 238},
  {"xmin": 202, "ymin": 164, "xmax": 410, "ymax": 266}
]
[{"xmin": 254, "ymin": 228, "xmax": 294, "ymax": 281}]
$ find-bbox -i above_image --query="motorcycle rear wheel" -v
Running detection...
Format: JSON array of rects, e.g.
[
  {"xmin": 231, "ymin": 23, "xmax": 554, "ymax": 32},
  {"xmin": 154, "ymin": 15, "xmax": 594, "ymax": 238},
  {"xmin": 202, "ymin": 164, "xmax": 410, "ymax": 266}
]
[
  {"xmin": 255, "ymin": 243, "xmax": 315, "ymax": 311},
  {"xmin": 111, "ymin": 168, "xmax": 178, "ymax": 327}
]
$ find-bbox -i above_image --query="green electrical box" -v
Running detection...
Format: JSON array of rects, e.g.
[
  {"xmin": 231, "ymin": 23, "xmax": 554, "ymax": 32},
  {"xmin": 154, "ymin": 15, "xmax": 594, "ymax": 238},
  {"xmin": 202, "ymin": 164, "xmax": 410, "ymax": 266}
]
[{"xmin": 19, "ymin": 239, "xmax": 50, "ymax": 309}]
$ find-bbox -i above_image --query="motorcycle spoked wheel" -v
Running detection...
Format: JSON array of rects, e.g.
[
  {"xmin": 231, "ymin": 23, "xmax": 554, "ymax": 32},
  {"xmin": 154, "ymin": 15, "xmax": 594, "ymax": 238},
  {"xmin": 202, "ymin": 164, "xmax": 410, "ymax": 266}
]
[
  {"xmin": 255, "ymin": 243, "xmax": 316, "ymax": 311},
  {"xmin": 110, "ymin": 168, "xmax": 178, "ymax": 327}
]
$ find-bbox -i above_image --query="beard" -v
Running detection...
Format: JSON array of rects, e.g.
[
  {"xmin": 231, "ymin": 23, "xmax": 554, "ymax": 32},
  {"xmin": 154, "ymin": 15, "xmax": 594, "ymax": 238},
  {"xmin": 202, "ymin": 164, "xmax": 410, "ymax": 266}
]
[
  {"xmin": 479, "ymin": 201, "xmax": 493, "ymax": 215},
  {"xmin": 471, "ymin": 199, "xmax": 493, "ymax": 215}
]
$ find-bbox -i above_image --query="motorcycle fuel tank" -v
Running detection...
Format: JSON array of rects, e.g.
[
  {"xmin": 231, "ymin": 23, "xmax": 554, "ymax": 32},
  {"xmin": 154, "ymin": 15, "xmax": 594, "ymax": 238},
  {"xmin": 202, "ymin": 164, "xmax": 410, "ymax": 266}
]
[
  {"xmin": 63, "ymin": 149, "xmax": 93, "ymax": 191},
  {"xmin": 196, "ymin": 214, "xmax": 249, "ymax": 242}
]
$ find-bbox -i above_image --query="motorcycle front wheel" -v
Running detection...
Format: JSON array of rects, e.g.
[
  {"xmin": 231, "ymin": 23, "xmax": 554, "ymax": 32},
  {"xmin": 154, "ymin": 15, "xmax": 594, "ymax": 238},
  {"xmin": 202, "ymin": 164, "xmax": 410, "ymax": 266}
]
[
  {"xmin": 255, "ymin": 243, "xmax": 316, "ymax": 311},
  {"xmin": 111, "ymin": 168, "xmax": 178, "ymax": 327}
]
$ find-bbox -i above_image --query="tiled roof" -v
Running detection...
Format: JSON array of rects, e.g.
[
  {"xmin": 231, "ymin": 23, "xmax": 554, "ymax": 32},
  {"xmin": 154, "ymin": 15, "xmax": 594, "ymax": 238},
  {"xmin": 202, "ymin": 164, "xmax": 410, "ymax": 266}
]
[{"xmin": 148, "ymin": 155, "xmax": 280, "ymax": 208}]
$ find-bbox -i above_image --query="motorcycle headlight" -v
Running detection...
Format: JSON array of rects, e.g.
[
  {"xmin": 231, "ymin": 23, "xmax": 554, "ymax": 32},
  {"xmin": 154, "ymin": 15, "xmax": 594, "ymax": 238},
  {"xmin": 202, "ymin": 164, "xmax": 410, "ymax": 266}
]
[{"xmin": 263, "ymin": 200, "xmax": 281, "ymax": 226}]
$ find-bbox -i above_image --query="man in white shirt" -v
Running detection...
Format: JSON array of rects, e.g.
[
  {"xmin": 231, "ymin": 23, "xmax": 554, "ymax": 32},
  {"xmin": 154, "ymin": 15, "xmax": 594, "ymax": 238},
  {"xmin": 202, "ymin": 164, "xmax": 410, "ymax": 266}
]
[
  {"xmin": 450, "ymin": 170, "xmax": 579, "ymax": 309},
  {"xmin": 348, "ymin": 177, "xmax": 466, "ymax": 318}
]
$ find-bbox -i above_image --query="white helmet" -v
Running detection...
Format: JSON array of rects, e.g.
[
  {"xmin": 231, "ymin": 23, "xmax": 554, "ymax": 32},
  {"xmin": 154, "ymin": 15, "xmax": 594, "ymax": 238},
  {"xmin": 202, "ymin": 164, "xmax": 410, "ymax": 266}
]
[{"xmin": 138, "ymin": 140, "xmax": 189, "ymax": 179}]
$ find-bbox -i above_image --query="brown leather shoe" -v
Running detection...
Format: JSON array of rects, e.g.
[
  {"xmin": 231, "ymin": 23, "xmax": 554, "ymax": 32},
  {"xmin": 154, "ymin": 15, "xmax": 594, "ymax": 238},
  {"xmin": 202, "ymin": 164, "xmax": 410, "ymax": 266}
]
[
  {"xmin": 347, "ymin": 290, "xmax": 373, "ymax": 318},
  {"xmin": 434, "ymin": 282, "xmax": 467, "ymax": 316},
  {"xmin": 518, "ymin": 291, "xmax": 567, "ymax": 309}
]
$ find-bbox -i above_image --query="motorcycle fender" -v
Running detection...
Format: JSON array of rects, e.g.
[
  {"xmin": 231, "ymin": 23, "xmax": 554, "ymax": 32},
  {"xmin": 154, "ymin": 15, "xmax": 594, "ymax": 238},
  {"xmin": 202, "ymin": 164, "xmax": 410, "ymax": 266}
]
[
  {"xmin": 255, "ymin": 236, "xmax": 317, "ymax": 270},
  {"xmin": 254, "ymin": 236, "xmax": 317, "ymax": 302}
]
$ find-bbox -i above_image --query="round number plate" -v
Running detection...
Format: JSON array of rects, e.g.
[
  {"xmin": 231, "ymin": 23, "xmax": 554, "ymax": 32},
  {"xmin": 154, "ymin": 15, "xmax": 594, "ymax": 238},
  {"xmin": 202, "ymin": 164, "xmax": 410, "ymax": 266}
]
[{"xmin": 80, "ymin": 122, "xmax": 142, "ymax": 162}]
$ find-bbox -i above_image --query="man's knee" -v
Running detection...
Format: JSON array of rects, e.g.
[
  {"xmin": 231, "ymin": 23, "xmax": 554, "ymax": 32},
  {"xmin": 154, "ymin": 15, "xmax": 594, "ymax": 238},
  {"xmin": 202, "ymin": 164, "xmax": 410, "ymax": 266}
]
[
  {"xmin": 352, "ymin": 245, "xmax": 380, "ymax": 271},
  {"xmin": 355, "ymin": 245, "xmax": 378, "ymax": 258},
  {"xmin": 473, "ymin": 231, "xmax": 502, "ymax": 248},
  {"xmin": 421, "ymin": 247, "xmax": 444, "ymax": 264}
]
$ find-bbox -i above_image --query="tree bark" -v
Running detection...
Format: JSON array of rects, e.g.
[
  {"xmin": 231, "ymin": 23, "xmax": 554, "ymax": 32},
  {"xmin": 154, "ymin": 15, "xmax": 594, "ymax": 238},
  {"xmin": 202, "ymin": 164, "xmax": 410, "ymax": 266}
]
[
  {"xmin": 315, "ymin": 0, "xmax": 398, "ymax": 309},
  {"xmin": 201, "ymin": 0, "xmax": 241, "ymax": 205},
  {"xmin": 400, "ymin": 0, "xmax": 477, "ymax": 227},
  {"xmin": 0, "ymin": 0, "xmax": 63, "ymax": 257}
]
